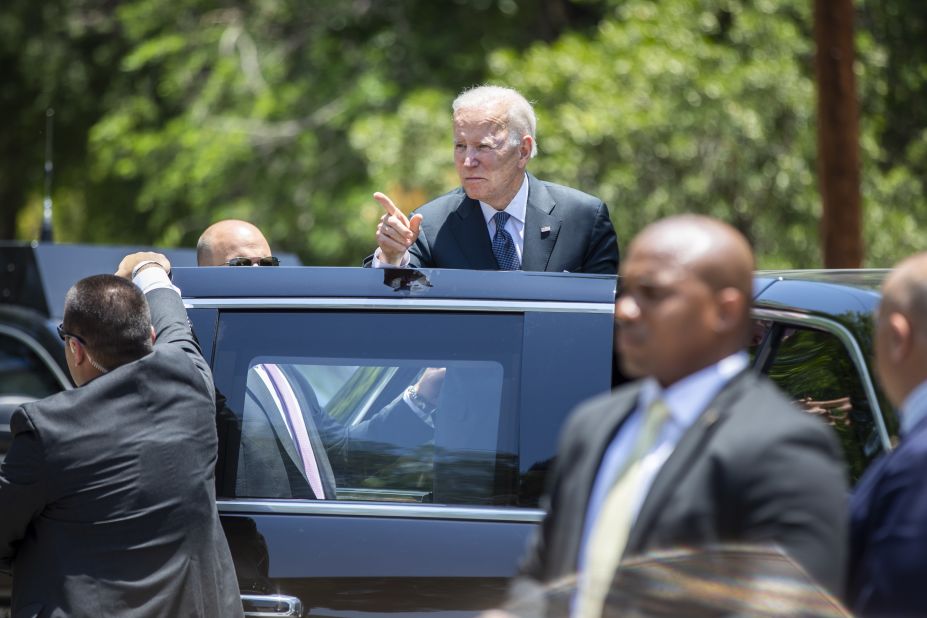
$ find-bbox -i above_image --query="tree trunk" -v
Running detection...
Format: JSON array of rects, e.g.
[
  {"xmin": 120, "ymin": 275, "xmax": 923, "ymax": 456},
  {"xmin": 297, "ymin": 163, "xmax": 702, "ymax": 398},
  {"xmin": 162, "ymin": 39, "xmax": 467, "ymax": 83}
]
[{"xmin": 815, "ymin": 0, "xmax": 863, "ymax": 268}]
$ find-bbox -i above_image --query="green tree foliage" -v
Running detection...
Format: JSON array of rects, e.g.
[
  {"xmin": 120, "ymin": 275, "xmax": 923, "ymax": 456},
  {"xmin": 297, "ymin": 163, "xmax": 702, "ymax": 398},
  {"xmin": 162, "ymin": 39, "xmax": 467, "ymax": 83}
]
[{"xmin": 5, "ymin": 0, "xmax": 926, "ymax": 267}]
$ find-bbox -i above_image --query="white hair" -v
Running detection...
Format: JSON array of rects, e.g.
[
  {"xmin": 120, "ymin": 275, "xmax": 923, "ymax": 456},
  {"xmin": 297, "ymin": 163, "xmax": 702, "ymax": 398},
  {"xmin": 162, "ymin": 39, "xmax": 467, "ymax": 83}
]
[{"xmin": 452, "ymin": 85, "xmax": 538, "ymax": 158}]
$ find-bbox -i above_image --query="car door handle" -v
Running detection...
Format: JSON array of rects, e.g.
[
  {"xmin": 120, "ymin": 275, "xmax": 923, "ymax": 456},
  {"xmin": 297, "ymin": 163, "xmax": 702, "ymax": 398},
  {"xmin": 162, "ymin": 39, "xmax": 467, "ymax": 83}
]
[{"xmin": 241, "ymin": 594, "xmax": 303, "ymax": 617}]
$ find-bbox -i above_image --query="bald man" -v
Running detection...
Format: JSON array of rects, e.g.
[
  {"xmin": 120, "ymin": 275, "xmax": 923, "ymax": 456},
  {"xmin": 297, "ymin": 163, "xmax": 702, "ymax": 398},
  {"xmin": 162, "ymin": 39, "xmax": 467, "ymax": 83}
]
[
  {"xmin": 510, "ymin": 215, "xmax": 847, "ymax": 617},
  {"xmin": 197, "ymin": 219, "xmax": 276, "ymax": 266},
  {"xmin": 848, "ymin": 253, "xmax": 927, "ymax": 616}
]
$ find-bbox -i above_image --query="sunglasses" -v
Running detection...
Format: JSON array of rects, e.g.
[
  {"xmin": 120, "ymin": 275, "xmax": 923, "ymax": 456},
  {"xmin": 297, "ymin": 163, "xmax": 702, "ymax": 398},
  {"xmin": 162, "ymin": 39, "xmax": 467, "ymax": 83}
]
[
  {"xmin": 57, "ymin": 323, "xmax": 87, "ymax": 345},
  {"xmin": 226, "ymin": 256, "xmax": 280, "ymax": 267}
]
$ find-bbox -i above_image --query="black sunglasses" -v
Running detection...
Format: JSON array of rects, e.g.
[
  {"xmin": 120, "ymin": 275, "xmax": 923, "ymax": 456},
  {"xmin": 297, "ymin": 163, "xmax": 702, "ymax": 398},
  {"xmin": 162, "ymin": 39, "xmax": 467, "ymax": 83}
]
[
  {"xmin": 57, "ymin": 323, "xmax": 86, "ymax": 345},
  {"xmin": 226, "ymin": 256, "xmax": 280, "ymax": 267}
]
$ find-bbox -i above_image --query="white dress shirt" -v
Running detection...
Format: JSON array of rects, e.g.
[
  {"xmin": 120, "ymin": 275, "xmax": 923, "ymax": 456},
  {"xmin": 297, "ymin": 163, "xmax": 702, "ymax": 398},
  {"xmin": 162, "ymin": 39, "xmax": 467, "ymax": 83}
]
[{"xmin": 372, "ymin": 174, "xmax": 529, "ymax": 268}]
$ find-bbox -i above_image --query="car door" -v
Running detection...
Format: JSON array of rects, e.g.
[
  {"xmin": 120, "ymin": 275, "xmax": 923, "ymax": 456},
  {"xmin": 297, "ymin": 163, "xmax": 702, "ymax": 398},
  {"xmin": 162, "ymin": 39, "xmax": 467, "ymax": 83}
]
[{"xmin": 191, "ymin": 296, "xmax": 614, "ymax": 617}]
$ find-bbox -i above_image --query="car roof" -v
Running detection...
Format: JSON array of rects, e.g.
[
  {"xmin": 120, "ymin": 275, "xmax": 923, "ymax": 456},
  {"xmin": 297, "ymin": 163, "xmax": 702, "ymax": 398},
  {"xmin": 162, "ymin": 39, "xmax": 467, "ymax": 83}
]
[
  {"xmin": 171, "ymin": 266, "xmax": 619, "ymax": 305},
  {"xmin": 754, "ymin": 269, "xmax": 886, "ymax": 318},
  {"xmin": 0, "ymin": 242, "xmax": 301, "ymax": 319}
]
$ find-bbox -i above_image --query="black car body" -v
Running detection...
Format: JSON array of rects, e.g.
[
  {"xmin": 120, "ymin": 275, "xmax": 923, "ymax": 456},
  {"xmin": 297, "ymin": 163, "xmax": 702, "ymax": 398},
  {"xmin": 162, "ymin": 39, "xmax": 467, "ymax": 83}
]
[{"xmin": 0, "ymin": 244, "xmax": 897, "ymax": 617}]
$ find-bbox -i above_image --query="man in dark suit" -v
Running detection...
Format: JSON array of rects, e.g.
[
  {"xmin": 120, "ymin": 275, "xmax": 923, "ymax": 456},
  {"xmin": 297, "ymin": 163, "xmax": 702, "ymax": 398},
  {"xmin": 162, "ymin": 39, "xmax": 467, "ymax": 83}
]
[
  {"xmin": 507, "ymin": 215, "xmax": 847, "ymax": 617},
  {"xmin": 369, "ymin": 85, "xmax": 618, "ymax": 274},
  {"xmin": 0, "ymin": 253, "xmax": 243, "ymax": 618},
  {"xmin": 848, "ymin": 252, "xmax": 927, "ymax": 617}
]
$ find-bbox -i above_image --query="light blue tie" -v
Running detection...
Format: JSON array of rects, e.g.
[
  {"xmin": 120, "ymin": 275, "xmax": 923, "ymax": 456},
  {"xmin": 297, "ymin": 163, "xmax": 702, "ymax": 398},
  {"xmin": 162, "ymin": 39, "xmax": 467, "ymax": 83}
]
[{"xmin": 491, "ymin": 211, "xmax": 521, "ymax": 271}]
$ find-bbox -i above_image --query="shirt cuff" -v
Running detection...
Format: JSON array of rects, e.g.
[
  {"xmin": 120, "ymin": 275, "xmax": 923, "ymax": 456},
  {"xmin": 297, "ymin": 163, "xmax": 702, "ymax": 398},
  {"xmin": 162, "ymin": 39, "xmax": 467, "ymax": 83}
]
[
  {"xmin": 133, "ymin": 264, "xmax": 181, "ymax": 296},
  {"xmin": 371, "ymin": 247, "xmax": 411, "ymax": 269}
]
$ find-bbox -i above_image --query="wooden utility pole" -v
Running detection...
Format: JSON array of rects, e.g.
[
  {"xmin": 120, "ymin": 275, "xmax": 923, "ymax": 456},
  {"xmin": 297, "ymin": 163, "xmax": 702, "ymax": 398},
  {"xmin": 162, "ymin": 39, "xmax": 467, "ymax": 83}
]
[{"xmin": 814, "ymin": 0, "xmax": 862, "ymax": 268}]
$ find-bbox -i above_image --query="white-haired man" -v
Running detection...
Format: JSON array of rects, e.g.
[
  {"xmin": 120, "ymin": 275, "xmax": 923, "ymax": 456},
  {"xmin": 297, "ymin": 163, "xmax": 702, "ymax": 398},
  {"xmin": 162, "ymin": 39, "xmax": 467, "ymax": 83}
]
[{"xmin": 369, "ymin": 85, "xmax": 619, "ymax": 273}]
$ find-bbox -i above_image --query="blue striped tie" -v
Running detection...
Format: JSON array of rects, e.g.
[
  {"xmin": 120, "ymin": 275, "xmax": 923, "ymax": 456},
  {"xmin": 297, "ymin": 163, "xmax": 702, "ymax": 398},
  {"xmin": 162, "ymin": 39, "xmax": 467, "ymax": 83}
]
[{"xmin": 491, "ymin": 211, "xmax": 521, "ymax": 271}]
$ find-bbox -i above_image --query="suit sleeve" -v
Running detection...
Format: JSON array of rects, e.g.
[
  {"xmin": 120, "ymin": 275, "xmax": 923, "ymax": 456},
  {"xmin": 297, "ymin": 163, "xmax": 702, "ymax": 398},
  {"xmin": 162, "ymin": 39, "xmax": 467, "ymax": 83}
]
[
  {"xmin": 146, "ymin": 287, "xmax": 214, "ymax": 400},
  {"xmin": 0, "ymin": 409, "xmax": 48, "ymax": 574},
  {"xmin": 735, "ymin": 417, "xmax": 849, "ymax": 597},
  {"xmin": 848, "ymin": 452, "xmax": 927, "ymax": 614},
  {"xmin": 580, "ymin": 201, "xmax": 619, "ymax": 275}
]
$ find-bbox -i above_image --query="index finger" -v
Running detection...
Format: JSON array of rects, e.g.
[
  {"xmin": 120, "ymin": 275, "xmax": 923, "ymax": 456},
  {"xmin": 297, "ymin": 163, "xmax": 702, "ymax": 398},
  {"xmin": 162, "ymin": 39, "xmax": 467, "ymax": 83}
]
[{"xmin": 373, "ymin": 192, "xmax": 409, "ymax": 226}]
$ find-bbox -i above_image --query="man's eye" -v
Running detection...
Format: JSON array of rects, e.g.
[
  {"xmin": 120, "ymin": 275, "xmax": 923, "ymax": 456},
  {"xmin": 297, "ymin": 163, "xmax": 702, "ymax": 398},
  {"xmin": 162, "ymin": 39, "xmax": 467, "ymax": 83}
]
[
  {"xmin": 454, "ymin": 143, "xmax": 465, "ymax": 150},
  {"xmin": 479, "ymin": 144, "xmax": 492, "ymax": 150},
  {"xmin": 638, "ymin": 285, "xmax": 668, "ymax": 302}
]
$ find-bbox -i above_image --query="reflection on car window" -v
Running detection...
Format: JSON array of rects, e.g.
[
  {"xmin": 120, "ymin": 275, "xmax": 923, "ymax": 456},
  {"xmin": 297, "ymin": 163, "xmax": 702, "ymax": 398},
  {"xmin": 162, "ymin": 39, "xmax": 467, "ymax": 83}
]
[
  {"xmin": 0, "ymin": 333, "xmax": 62, "ymax": 398},
  {"xmin": 213, "ymin": 311, "xmax": 521, "ymax": 506},
  {"xmin": 760, "ymin": 324, "xmax": 879, "ymax": 481}
]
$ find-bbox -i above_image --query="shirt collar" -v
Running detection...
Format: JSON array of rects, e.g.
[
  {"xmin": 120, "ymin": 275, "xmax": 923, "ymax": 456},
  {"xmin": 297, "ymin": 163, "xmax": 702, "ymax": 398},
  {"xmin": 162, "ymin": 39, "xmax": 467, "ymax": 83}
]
[
  {"xmin": 479, "ymin": 174, "xmax": 529, "ymax": 226},
  {"xmin": 900, "ymin": 380, "xmax": 927, "ymax": 436},
  {"xmin": 638, "ymin": 352, "xmax": 750, "ymax": 429}
]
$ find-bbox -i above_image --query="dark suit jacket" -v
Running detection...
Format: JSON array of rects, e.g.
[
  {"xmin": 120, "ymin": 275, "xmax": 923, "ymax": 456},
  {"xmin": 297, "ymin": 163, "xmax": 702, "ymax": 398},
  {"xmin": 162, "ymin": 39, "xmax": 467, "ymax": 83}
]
[
  {"xmin": 0, "ymin": 288, "xmax": 243, "ymax": 618},
  {"xmin": 848, "ymin": 410, "xmax": 927, "ymax": 617},
  {"xmin": 368, "ymin": 174, "xmax": 619, "ymax": 273},
  {"xmin": 512, "ymin": 371, "xmax": 848, "ymax": 614}
]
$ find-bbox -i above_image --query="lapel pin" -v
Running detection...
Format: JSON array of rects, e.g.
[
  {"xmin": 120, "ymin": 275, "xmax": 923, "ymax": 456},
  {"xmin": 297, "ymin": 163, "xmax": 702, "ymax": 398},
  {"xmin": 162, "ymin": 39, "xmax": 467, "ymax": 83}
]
[{"xmin": 540, "ymin": 225, "xmax": 551, "ymax": 235}]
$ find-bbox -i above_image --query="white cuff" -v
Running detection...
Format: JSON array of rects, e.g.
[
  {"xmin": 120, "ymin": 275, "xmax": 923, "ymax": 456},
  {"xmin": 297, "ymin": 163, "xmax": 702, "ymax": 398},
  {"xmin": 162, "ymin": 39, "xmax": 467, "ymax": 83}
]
[
  {"xmin": 372, "ymin": 247, "xmax": 411, "ymax": 269},
  {"xmin": 133, "ymin": 264, "xmax": 181, "ymax": 296}
]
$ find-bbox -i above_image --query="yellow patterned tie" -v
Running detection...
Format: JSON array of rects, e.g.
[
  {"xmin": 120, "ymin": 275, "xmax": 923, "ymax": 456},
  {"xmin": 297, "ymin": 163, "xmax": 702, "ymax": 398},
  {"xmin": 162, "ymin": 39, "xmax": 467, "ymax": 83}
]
[{"xmin": 576, "ymin": 398, "xmax": 671, "ymax": 618}]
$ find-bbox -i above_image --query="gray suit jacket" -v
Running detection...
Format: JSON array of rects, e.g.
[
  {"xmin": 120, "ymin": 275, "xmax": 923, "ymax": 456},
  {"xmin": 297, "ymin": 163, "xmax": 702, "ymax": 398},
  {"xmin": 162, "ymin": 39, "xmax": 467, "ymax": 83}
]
[
  {"xmin": 0, "ymin": 288, "xmax": 243, "ymax": 618},
  {"xmin": 369, "ymin": 174, "xmax": 619, "ymax": 273},
  {"xmin": 512, "ymin": 371, "xmax": 848, "ymax": 614}
]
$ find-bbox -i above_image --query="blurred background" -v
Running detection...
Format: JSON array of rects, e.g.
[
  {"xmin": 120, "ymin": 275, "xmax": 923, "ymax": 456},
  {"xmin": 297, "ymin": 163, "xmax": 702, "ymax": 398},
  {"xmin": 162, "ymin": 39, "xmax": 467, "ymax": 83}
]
[{"xmin": 1, "ymin": 0, "xmax": 924, "ymax": 268}]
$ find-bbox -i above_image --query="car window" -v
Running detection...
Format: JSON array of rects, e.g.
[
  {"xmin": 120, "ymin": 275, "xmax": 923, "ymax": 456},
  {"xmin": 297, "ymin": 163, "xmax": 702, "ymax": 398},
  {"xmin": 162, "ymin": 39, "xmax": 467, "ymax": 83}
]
[
  {"xmin": 212, "ymin": 311, "xmax": 521, "ymax": 507},
  {"xmin": 0, "ymin": 332, "xmax": 63, "ymax": 398},
  {"xmin": 757, "ymin": 323, "xmax": 879, "ymax": 481}
]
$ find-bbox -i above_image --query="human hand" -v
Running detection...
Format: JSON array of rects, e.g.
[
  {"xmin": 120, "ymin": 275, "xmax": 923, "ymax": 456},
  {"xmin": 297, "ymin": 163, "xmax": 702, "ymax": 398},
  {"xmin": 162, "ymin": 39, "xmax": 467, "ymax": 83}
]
[
  {"xmin": 115, "ymin": 252, "xmax": 171, "ymax": 279},
  {"xmin": 414, "ymin": 367, "xmax": 446, "ymax": 405},
  {"xmin": 375, "ymin": 192, "xmax": 423, "ymax": 265}
]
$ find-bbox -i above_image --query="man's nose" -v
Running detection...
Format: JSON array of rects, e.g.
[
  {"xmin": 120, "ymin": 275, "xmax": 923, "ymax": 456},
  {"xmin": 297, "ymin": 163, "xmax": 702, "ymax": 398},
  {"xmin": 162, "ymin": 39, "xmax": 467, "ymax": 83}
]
[
  {"xmin": 464, "ymin": 148, "xmax": 479, "ymax": 167},
  {"xmin": 615, "ymin": 295, "xmax": 640, "ymax": 322}
]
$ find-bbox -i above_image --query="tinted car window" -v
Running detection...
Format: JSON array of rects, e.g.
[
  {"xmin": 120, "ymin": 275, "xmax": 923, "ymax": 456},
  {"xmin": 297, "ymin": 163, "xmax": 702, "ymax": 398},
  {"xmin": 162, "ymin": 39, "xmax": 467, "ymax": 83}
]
[
  {"xmin": 759, "ymin": 324, "xmax": 879, "ymax": 481},
  {"xmin": 212, "ymin": 311, "xmax": 521, "ymax": 506},
  {"xmin": 0, "ymin": 332, "xmax": 62, "ymax": 398}
]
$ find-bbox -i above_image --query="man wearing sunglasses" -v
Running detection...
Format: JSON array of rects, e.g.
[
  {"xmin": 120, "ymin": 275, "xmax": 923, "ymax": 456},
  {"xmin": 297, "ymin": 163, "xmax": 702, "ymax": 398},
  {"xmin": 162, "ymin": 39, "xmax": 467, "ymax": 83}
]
[
  {"xmin": 0, "ymin": 253, "xmax": 243, "ymax": 618},
  {"xmin": 196, "ymin": 219, "xmax": 279, "ymax": 267}
]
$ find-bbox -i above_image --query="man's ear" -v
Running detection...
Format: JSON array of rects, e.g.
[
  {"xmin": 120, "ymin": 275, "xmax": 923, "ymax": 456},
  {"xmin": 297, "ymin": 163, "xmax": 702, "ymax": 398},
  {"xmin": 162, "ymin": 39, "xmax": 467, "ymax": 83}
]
[
  {"xmin": 518, "ymin": 135, "xmax": 533, "ymax": 166},
  {"xmin": 714, "ymin": 287, "xmax": 747, "ymax": 334},
  {"xmin": 887, "ymin": 311, "xmax": 913, "ymax": 364},
  {"xmin": 70, "ymin": 339, "xmax": 85, "ymax": 365},
  {"xmin": 150, "ymin": 325, "xmax": 157, "ymax": 344}
]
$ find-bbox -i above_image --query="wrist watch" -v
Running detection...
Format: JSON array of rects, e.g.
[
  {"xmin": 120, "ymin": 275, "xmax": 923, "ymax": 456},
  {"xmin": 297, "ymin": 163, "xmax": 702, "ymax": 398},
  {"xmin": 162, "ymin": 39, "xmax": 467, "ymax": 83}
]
[{"xmin": 406, "ymin": 386, "xmax": 438, "ymax": 416}]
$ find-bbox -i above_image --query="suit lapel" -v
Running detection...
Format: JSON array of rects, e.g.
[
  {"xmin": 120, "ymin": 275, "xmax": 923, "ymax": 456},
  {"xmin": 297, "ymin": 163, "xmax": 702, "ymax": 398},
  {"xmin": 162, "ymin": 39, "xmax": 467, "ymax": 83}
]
[
  {"xmin": 561, "ymin": 386, "xmax": 642, "ymax": 569},
  {"xmin": 521, "ymin": 174, "xmax": 561, "ymax": 272},
  {"xmin": 447, "ymin": 195, "xmax": 498, "ymax": 269},
  {"xmin": 625, "ymin": 371, "xmax": 752, "ymax": 555},
  {"xmin": 246, "ymin": 368, "xmax": 304, "ymax": 477}
]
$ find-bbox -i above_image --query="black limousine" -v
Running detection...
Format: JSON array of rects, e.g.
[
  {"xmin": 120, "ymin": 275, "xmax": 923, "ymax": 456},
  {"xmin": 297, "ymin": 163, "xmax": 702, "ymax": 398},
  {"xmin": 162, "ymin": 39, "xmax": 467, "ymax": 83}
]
[{"xmin": 0, "ymin": 243, "xmax": 895, "ymax": 617}]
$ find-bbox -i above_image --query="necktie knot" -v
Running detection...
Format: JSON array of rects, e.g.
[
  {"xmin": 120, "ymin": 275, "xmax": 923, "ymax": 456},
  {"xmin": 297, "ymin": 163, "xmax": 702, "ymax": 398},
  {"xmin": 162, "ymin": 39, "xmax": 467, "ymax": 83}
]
[{"xmin": 493, "ymin": 211, "xmax": 511, "ymax": 228}]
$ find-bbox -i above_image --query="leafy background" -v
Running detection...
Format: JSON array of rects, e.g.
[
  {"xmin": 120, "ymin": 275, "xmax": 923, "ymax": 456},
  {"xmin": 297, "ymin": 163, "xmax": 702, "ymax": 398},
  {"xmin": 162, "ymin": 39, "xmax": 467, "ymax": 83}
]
[{"xmin": 2, "ymin": 0, "xmax": 925, "ymax": 267}]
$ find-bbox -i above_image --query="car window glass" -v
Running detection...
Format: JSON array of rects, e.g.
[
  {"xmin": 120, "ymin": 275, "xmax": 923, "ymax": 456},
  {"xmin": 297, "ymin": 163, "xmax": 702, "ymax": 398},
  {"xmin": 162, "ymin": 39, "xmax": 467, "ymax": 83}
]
[
  {"xmin": 213, "ymin": 311, "xmax": 521, "ymax": 506},
  {"xmin": 761, "ymin": 324, "xmax": 879, "ymax": 481},
  {"xmin": 0, "ymin": 332, "xmax": 62, "ymax": 398}
]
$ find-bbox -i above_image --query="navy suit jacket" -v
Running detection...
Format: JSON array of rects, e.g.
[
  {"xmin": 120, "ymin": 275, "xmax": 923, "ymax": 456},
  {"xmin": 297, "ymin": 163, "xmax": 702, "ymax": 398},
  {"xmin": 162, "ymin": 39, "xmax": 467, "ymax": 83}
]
[
  {"xmin": 368, "ymin": 174, "xmax": 619, "ymax": 273},
  {"xmin": 849, "ymin": 411, "xmax": 927, "ymax": 616}
]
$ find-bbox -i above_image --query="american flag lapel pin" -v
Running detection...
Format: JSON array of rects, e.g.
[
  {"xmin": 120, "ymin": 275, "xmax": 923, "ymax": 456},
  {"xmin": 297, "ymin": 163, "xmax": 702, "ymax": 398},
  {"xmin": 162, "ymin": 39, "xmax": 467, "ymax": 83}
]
[{"xmin": 540, "ymin": 225, "xmax": 551, "ymax": 236}]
